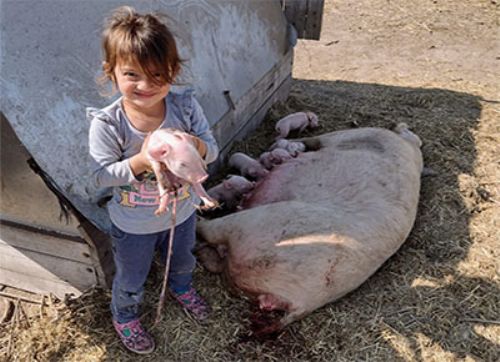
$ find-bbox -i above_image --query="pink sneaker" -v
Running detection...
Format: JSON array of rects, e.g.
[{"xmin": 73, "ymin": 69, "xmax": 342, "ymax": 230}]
[
  {"xmin": 171, "ymin": 287, "xmax": 211, "ymax": 321},
  {"xmin": 113, "ymin": 319, "xmax": 155, "ymax": 354}
]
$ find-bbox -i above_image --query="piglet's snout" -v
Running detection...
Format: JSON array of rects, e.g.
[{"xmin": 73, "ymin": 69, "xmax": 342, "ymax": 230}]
[{"xmin": 172, "ymin": 159, "xmax": 208, "ymax": 185}]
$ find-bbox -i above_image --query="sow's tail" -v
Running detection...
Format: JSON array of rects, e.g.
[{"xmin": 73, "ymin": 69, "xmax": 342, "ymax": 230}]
[
  {"xmin": 393, "ymin": 122, "xmax": 422, "ymax": 148},
  {"xmin": 393, "ymin": 123, "xmax": 436, "ymax": 177}
]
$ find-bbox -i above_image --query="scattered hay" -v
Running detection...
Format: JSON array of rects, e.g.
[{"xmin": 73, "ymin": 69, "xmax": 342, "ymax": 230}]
[
  {"xmin": 1, "ymin": 0, "xmax": 498, "ymax": 361},
  {"xmin": 2, "ymin": 76, "xmax": 498, "ymax": 361}
]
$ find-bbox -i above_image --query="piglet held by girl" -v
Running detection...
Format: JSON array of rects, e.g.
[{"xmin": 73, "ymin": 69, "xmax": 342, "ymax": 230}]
[{"xmin": 147, "ymin": 128, "xmax": 218, "ymax": 215}]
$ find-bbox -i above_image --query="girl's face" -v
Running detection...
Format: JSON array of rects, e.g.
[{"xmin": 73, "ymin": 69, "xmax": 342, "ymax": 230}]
[{"xmin": 114, "ymin": 59, "xmax": 171, "ymax": 113}]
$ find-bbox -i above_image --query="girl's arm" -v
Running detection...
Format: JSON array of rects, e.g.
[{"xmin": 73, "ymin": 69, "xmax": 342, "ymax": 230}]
[
  {"xmin": 129, "ymin": 135, "xmax": 151, "ymax": 176},
  {"xmin": 188, "ymin": 97, "xmax": 219, "ymax": 164},
  {"xmin": 89, "ymin": 118, "xmax": 149, "ymax": 188}
]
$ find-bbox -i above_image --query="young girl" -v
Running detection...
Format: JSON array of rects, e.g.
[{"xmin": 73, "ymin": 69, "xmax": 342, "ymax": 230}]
[{"xmin": 88, "ymin": 6, "xmax": 219, "ymax": 354}]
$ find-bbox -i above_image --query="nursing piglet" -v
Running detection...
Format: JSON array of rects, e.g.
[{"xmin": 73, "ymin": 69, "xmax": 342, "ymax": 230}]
[
  {"xmin": 207, "ymin": 175, "xmax": 256, "ymax": 210},
  {"xmin": 269, "ymin": 139, "xmax": 306, "ymax": 157},
  {"xmin": 147, "ymin": 128, "xmax": 218, "ymax": 215},
  {"xmin": 275, "ymin": 111, "xmax": 319, "ymax": 139},
  {"xmin": 259, "ymin": 148, "xmax": 293, "ymax": 169},
  {"xmin": 228, "ymin": 152, "xmax": 269, "ymax": 180}
]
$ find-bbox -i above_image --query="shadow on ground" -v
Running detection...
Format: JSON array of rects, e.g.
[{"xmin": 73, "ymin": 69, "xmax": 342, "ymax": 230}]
[{"xmin": 15, "ymin": 79, "xmax": 497, "ymax": 362}]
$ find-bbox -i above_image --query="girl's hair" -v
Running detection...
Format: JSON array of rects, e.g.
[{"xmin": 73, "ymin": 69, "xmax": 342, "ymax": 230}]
[{"xmin": 99, "ymin": 6, "xmax": 182, "ymax": 93}]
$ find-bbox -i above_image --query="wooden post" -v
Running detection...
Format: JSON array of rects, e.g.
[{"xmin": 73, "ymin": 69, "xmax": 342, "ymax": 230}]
[{"xmin": 282, "ymin": 0, "xmax": 325, "ymax": 40}]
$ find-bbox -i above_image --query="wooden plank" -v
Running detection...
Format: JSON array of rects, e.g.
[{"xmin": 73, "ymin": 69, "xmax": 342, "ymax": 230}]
[
  {"xmin": 283, "ymin": 1, "xmax": 306, "ymax": 38},
  {"xmin": 208, "ymin": 74, "xmax": 292, "ymax": 172},
  {"xmin": 305, "ymin": 0, "xmax": 324, "ymax": 40},
  {"xmin": 211, "ymin": 49, "xmax": 293, "ymax": 158},
  {"xmin": 0, "ymin": 244, "xmax": 96, "ymax": 288},
  {"xmin": 6, "ymin": 153, "xmax": 115, "ymax": 290},
  {"xmin": 76, "ymin": 220, "xmax": 114, "ymax": 289},
  {"xmin": 227, "ymin": 75, "xmax": 293, "ymax": 152},
  {"xmin": 0, "ymin": 269, "xmax": 84, "ymax": 299},
  {"xmin": 283, "ymin": 0, "xmax": 324, "ymax": 40},
  {"xmin": 0, "ymin": 222, "xmax": 92, "ymax": 264}
]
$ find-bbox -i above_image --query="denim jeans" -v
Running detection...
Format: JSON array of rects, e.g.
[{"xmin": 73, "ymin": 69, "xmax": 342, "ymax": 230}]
[{"xmin": 110, "ymin": 212, "xmax": 197, "ymax": 323}]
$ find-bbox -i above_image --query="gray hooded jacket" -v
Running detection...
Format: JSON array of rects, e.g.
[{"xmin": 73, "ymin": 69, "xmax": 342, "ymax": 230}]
[{"xmin": 87, "ymin": 89, "xmax": 219, "ymax": 234}]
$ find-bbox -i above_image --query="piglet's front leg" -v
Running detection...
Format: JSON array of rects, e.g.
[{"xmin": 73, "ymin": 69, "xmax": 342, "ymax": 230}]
[
  {"xmin": 157, "ymin": 190, "xmax": 171, "ymax": 216},
  {"xmin": 151, "ymin": 160, "xmax": 170, "ymax": 215},
  {"xmin": 191, "ymin": 183, "xmax": 219, "ymax": 210}
]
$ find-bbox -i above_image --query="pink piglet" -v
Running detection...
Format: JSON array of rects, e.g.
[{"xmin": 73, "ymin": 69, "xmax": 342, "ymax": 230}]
[
  {"xmin": 228, "ymin": 152, "xmax": 269, "ymax": 181},
  {"xmin": 147, "ymin": 128, "xmax": 218, "ymax": 215},
  {"xmin": 275, "ymin": 111, "xmax": 319, "ymax": 139}
]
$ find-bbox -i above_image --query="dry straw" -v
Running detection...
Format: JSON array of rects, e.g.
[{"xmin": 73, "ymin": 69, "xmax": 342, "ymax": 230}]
[
  {"xmin": 1, "ymin": 77, "xmax": 498, "ymax": 361},
  {"xmin": 1, "ymin": 0, "xmax": 498, "ymax": 360}
]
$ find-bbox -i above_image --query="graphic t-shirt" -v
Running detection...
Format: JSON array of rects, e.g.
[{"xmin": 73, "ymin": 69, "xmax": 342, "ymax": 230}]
[{"xmin": 88, "ymin": 89, "xmax": 219, "ymax": 234}]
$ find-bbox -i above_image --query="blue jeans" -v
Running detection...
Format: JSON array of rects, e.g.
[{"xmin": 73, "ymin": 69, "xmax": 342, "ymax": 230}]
[{"xmin": 110, "ymin": 212, "xmax": 197, "ymax": 323}]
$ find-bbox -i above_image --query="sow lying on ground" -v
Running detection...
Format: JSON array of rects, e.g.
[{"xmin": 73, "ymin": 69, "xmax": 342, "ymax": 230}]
[{"xmin": 197, "ymin": 124, "xmax": 423, "ymax": 333}]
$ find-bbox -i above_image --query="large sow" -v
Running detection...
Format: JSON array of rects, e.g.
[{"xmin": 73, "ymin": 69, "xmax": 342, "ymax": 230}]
[{"xmin": 197, "ymin": 125, "xmax": 423, "ymax": 332}]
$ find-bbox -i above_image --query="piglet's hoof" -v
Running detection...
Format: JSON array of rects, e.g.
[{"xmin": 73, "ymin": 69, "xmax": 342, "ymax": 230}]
[
  {"xmin": 203, "ymin": 199, "xmax": 220, "ymax": 209},
  {"xmin": 154, "ymin": 207, "xmax": 168, "ymax": 216}
]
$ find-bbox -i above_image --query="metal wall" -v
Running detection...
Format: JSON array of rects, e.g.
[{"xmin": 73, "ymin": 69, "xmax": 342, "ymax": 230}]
[{"xmin": 0, "ymin": 0, "xmax": 290, "ymax": 232}]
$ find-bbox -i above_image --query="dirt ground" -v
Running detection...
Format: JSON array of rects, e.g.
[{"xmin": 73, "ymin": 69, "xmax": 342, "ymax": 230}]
[{"xmin": 1, "ymin": 0, "xmax": 498, "ymax": 361}]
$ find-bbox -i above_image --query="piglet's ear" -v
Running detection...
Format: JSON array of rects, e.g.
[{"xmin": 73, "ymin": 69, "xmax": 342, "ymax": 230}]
[
  {"xmin": 148, "ymin": 144, "xmax": 170, "ymax": 160},
  {"xmin": 223, "ymin": 180, "xmax": 233, "ymax": 190},
  {"xmin": 177, "ymin": 132, "xmax": 192, "ymax": 144}
]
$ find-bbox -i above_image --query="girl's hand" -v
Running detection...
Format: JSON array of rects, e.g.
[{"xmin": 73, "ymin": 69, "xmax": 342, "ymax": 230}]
[{"xmin": 130, "ymin": 133, "xmax": 153, "ymax": 176}]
